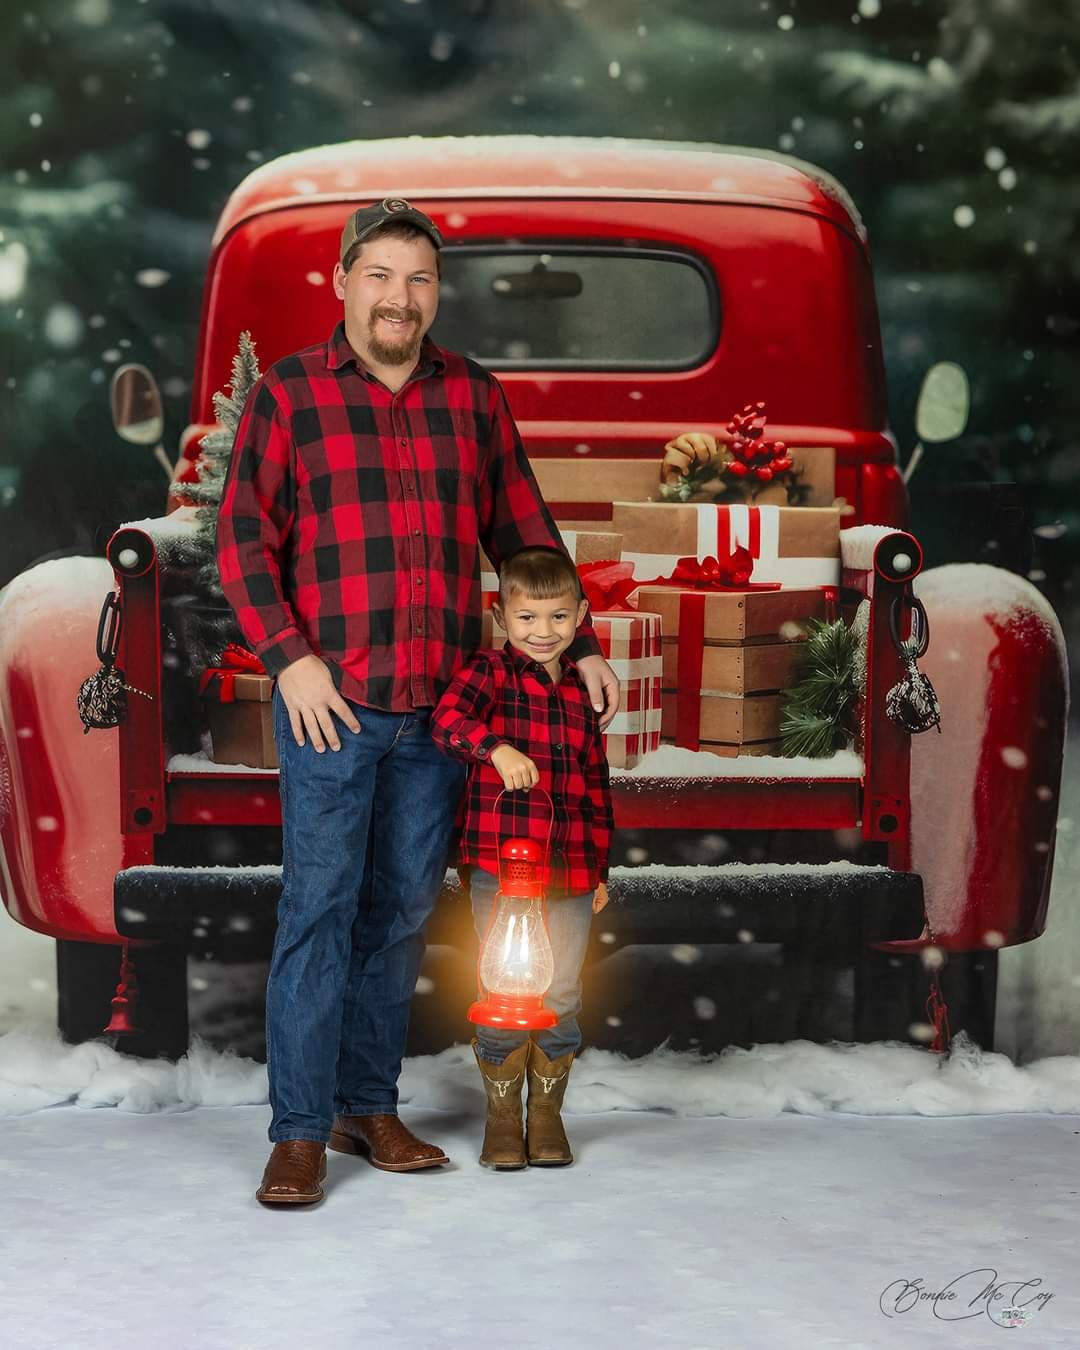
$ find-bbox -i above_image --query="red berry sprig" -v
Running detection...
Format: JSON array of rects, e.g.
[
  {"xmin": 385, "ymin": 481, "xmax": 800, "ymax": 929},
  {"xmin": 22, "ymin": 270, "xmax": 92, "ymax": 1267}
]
[{"xmin": 723, "ymin": 402, "xmax": 794, "ymax": 484}]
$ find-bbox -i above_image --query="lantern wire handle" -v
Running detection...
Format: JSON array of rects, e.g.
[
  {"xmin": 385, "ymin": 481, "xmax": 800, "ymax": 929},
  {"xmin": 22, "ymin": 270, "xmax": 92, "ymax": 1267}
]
[{"xmin": 473, "ymin": 787, "xmax": 555, "ymax": 1003}]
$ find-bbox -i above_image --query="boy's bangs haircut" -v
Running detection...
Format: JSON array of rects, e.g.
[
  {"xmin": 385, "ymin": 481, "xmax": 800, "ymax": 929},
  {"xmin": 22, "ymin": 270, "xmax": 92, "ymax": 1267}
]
[{"xmin": 499, "ymin": 546, "xmax": 582, "ymax": 606}]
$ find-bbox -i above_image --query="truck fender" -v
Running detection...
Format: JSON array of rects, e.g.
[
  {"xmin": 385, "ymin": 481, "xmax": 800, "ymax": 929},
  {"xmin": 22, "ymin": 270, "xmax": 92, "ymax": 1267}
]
[
  {"xmin": 907, "ymin": 564, "xmax": 1067, "ymax": 950},
  {"xmin": 0, "ymin": 557, "xmax": 128, "ymax": 943}
]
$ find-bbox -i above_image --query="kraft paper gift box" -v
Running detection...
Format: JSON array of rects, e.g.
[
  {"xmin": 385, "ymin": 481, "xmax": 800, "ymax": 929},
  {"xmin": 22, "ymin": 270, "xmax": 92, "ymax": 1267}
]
[
  {"xmin": 590, "ymin": 610, "xmax": 663, "ymax": 770},
  {"xmin": 479, "ymin": 528, "xmax": 623, "ymax": 591},
  {"xmin": 613, "ymin": 502, "xmax": 841, "ymax": 589},
  {"xmin": 659, "ymin": 690, "xmax": 783, "ymax": 756},
  {"xmin": 629, "ymin": 586, "xmax": 833, "ymax": 755},
  {"xmin": 529, "ymin": 448, "xmax": 836, "ymax": 531},
  {"xmin": 202, "ymin": 671, "xmax": 278, "ymax": 769}
]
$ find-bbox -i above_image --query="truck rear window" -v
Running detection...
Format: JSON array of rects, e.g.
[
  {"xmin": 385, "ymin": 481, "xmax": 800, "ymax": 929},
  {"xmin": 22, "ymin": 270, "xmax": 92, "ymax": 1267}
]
[{"xmin": 431, "ymin": 246, "xmax": 717, "ymax": 370}]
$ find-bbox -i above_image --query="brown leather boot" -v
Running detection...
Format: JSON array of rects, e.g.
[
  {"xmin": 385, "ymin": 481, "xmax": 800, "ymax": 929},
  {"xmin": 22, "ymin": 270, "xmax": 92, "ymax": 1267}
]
[
  {"xmin": 526, "ymin": 1042, "xmax": 575, "ymax": 1166},
  {"xmin": 328, "ymin": 1114, "xmax": 449, "ymax": 1171},
  {"xmin": 474, "ymin": 1039, "xmax": 529, "ymax": 1170},
  {"xmin": 255, "ymin": 1140, "xmax": 327, "ymax": 1206}
]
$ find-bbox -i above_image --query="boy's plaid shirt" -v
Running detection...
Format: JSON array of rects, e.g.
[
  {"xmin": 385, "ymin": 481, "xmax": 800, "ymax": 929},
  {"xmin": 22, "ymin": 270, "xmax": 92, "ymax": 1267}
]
[
  {"xmin": 215, "ymin": 323, "xmax": 600, "ymax": 711},
  {"xmin": 431, "ymin": 644, "xmax": 614, "ymax": 895}
]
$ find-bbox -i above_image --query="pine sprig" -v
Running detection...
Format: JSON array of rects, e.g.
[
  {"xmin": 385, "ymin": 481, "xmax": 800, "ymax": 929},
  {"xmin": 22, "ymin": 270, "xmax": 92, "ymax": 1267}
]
[{"xmin": 780, "ymin": 617, "xmax": 858, "ymax": 758}]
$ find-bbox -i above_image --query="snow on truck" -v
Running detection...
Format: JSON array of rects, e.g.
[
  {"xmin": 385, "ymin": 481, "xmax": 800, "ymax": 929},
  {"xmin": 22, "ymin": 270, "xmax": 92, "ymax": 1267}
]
[{"xmin": 0, "ymin": 136, "xmax": 1067, "ymax": 1059}]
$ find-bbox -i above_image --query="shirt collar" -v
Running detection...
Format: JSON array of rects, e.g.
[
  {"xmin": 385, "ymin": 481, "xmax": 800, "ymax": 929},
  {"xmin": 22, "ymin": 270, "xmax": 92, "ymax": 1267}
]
[
  {"xmin": 325, "ymin": 321, "xmax": 446, "ymax": 380},
  {"xmin": 503, "ymin": 640, "xmax": 579, "ymax": 684}
]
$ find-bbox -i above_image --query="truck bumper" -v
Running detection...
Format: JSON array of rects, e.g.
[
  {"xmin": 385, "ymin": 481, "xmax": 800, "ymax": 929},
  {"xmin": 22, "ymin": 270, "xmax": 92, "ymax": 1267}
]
[{"xmin": 115, "ymin": 863, "xmax": 924, "ymax": 954}]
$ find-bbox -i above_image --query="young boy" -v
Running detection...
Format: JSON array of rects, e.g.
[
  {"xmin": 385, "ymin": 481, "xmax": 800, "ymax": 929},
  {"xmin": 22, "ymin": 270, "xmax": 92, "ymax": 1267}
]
[{"xmin": 431, "ymin": 546, "xmax": 614, "ymax": 1170}]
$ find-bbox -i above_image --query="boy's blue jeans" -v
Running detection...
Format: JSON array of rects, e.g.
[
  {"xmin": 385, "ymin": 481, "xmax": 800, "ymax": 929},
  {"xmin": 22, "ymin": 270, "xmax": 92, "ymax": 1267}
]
[
  {"xmin": 469, "ymin": 865, "xmax": 594, "ymax": 1065},
  {"xmin": 267, "ymin": 687, "xmax": 466, "ymax": 1143}
]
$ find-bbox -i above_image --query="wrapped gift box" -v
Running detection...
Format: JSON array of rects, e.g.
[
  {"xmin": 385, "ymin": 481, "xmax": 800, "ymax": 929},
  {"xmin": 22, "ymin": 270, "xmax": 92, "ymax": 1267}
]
[
  {"xmin": 661, "ymin": 638, "xmax": 804, "ymax": 695},
  {"xmin": 529, "ymin": 447, "xmax": 836, "ymax": 529},
  {"xmin": 660, "ymin": 690, "xmax": 782, "ymax": 755},
  {"xmin": 532, "ymin": 459, "xmax": 661, "ymax": 531},
  {"xmin": 633, "ymin": 586, "xmax": 829, "ymax": 643},
  {"xmin": 203, "ymin": 672, "xmax": 277, "ymax": 769},
  {"xmin": 614, "ymin": 502, "xmax": 841, "ymax": 588},
  {"xmin": 480, "ymin": 528, "xmax": 622, "ymax": 590},
  {"xmin": 591, "ymin": 610, "xmax": 663, "ymax": 770},
  {"xmin": 628, "ymin": 586, "xmax": 830, "ymax": 755}
]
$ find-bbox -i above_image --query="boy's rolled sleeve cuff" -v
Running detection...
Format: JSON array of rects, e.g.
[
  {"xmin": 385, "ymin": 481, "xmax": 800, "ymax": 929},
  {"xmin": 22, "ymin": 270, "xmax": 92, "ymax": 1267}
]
[
  {"xmin": 255, "ymin": 628, "xmax": 315, "ymax": 678},
  {"xmin": 450, "ymin": 728, "xmax": 504, "ymax": 762}
]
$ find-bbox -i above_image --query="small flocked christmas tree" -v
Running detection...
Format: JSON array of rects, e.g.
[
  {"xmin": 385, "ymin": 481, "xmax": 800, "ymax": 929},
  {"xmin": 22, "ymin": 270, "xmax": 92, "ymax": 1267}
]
[{"xmin": 169, "ymin": 331, "xmax": 261, "ymax": 673}]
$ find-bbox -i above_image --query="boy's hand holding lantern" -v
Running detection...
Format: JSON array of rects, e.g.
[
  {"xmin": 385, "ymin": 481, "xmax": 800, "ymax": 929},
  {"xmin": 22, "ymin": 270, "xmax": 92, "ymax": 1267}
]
[{"xmin": 490, "ymin": 743, "xmax": 540, "ymax": 792}]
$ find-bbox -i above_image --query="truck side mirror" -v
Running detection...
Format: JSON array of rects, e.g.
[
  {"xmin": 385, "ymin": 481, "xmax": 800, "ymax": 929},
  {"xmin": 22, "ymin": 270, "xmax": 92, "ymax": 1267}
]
[
  {"xmin": 111, "ymin": 363, "xmax": 164, "ymax": 445},
  {"xmin": 110, "ymin": 363, "xmax": 173, "ymax": 479},
  {"xmin": 915, "ymin": 361, "xmax": 970, "ymax": 444}
]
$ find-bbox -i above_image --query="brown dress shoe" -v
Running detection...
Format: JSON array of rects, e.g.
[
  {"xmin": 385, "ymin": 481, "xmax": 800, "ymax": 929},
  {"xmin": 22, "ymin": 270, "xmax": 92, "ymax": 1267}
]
[
  {"xmin": 328, "ymin": 1113, "xmax": 449, "ymax": 1172},
  {"xmin": 256, "ymin": 1140, "xmax": 327, "ymax": 1206}
]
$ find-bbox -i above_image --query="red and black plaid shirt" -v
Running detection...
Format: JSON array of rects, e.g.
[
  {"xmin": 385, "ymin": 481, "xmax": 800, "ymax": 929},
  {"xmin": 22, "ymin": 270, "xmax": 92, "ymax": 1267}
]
[
  {"xmin": 216, "ymin": 323, "xmax": 600, "ymax": 711},
  {"xmin": 431, "ymin": 644, "xmax": 614, "ymax": 895}
]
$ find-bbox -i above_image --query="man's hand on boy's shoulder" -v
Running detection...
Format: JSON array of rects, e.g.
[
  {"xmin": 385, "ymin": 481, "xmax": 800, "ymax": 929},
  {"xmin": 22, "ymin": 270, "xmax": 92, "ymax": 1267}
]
[
  {"xmin": 592, "ymin": 882, "xmax": 610, "ymax": 914},
  {"xmin": 490, "ymin": 743, "xmax": 540, "ymax": 792},
  {"xmin": 575, "ymin": 654, "xmax": 620, "ymax": 729}
]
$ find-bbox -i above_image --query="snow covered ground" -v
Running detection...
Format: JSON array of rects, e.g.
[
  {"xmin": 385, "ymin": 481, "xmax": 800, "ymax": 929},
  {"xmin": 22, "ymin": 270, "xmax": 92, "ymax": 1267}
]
[
  {"xmin": 1, "ymin": 1033, "xmax": 1077, "ymax": 1349},
  {"xmin": 1, "ymin": 718, "xmax": 1075, "ymax": 1345}
]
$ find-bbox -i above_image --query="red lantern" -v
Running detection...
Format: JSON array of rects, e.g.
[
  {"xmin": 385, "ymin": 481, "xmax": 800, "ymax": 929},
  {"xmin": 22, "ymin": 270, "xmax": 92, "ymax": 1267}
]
[{"xmin": 467, "ymin": 792, "xmax": 558, "ymax": 1031}]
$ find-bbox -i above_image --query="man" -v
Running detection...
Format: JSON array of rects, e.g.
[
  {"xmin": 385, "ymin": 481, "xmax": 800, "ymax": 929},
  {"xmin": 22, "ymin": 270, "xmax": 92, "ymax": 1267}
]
[{"xmin": 216, "ymin": 198, "xmax": 620, "ymax": 1206}]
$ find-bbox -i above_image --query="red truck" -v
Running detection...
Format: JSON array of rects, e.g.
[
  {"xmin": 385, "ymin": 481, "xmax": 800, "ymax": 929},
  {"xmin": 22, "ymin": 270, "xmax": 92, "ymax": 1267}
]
[{"xmin": 0, "ymin": 137, "xmax": 1067, "ymax": 1058}]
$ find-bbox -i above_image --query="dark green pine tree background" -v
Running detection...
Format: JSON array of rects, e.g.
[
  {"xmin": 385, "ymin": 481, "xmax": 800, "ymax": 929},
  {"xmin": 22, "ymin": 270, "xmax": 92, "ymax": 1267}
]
[{"xmin": 1, "ymin": 0, "xmax": 1077, "ymax": 681}]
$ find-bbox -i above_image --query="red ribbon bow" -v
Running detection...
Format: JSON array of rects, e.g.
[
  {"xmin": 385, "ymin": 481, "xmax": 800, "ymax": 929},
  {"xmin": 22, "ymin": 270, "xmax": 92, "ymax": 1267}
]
[
  {"xmin": 199, "ymin": 643, "xmax": 267, "ymax": 702},
  {"xmin": 578, "ymin": 560, "xmax": 640, "ymax": 613},
  {"xmin": 641, "ymin": 552, "xmax": 781, "ymax": 593}
]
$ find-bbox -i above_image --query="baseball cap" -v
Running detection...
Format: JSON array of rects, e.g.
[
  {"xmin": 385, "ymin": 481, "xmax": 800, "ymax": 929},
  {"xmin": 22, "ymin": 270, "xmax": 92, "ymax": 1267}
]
[{"xmin": 339, "ymin": 198, "xmax": 444, "ymax": 264}]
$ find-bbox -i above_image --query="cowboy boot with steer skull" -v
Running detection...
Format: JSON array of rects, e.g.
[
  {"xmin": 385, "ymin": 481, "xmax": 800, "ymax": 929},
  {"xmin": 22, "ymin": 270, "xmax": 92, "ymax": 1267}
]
[
  {"xmin": 526, "ymin": 1041, "xmax": 575, "ymax": 1166},
  {"xmin": 473, "ymin": 1039, "xmax": 529, "ymax": 1170}
]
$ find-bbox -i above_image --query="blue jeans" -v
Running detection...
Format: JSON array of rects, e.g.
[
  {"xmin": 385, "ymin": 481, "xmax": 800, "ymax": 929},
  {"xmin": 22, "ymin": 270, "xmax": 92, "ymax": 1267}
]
[
  {"xmin": 469, "ymin": 866, "xmax": 594, "ymax": 1065},
  {"xmin": 267, "ymin": 687, "xmax": 466, "ymax": 1143}
]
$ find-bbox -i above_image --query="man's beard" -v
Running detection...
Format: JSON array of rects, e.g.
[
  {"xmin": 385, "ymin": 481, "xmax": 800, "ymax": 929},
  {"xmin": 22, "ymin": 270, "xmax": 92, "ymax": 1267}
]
[{"xmin": 367, "ymin": 306, "xmax": 423, "ymax": 366}]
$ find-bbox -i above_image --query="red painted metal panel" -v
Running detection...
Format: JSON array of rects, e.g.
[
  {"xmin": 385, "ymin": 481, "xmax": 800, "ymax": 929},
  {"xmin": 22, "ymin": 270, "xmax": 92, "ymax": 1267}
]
[
  {"xmin": 167, "ymin": 776, "xmax": 283, "ymax": 827},
  {"xmin": 193, "ymin": 199, "xmax": 886, "ymax": 463}
]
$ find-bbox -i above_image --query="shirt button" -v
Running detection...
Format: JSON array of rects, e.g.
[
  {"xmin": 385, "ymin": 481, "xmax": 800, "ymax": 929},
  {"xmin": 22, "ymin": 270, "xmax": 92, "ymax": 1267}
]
[
  {"xmin": 415, "ymin": 576, "xmax": 423, "ymax": 585},
  {"xmin": 554, "ymin": 742, "xmax": 564, "ymax": 750},
  {"xmin": 414, "ymin": 529, "xmax": 421, "ymax": 536},
  {"xmin": 400, "ymin": 438, "xmax": 407, "ymax": 447}
]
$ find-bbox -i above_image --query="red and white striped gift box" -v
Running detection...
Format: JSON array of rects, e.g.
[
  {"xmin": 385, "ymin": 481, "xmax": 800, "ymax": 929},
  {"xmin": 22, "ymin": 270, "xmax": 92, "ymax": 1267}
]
[
  {"xmin": 614, "ymin": 502, "xmax": 841, "ymax": 589},
  {"xmin": 592, "ymin": 610, "xmax": 662, "ymax": 769}
]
